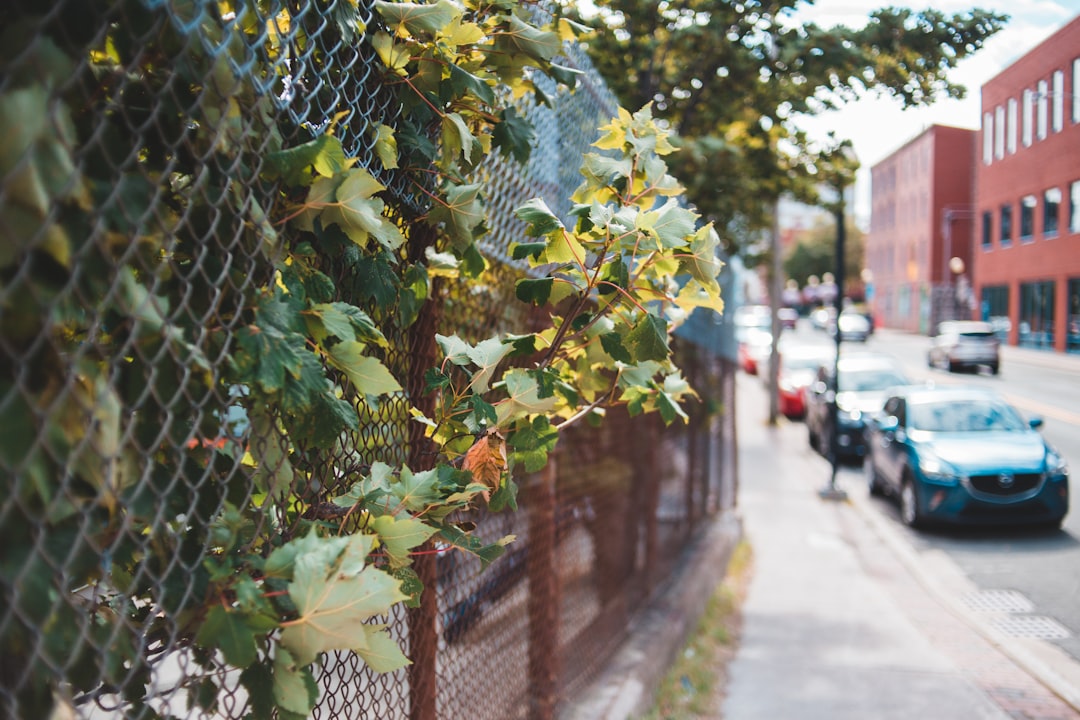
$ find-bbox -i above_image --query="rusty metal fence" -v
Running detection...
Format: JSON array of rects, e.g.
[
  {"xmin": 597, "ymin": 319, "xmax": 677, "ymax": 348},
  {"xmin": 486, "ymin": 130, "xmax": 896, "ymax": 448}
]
[{"xmin": 0, "ymin": 1, "xmax": 737, "ymax": 718}]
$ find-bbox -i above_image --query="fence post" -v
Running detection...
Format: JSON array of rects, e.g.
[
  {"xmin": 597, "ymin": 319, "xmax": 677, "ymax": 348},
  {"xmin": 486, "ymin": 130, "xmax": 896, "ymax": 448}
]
[
  {"xmin": 406, "ymin": 230, "xmax": 442, "ymax": 720},
  {"xmin": 527, "ymin": 458, "xmax": 559, "ymax": 720}
]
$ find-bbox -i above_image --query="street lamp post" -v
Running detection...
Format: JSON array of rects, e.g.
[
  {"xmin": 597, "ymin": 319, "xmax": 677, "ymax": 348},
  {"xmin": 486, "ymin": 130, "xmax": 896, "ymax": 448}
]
[
  {"xmin": 949, "ymin": 256, "xmax": 968, "ymax": 321},
  {"xmin": 820, "ymin": 140, "xmax": 858, "ymax": 501}
]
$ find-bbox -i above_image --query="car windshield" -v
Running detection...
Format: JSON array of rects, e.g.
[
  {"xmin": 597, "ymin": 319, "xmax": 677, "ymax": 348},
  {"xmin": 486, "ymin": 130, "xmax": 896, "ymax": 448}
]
[
  {"xmin": 907, "ymin": 398, "xmax": 1028, "ymax": 433},
  {"xmin": 784, "ymin": 354, "xmax": 830, "ymax": 371},
  {"xmin": 837, "ymin": 368, "xmax": 907, "ymax": 392}
]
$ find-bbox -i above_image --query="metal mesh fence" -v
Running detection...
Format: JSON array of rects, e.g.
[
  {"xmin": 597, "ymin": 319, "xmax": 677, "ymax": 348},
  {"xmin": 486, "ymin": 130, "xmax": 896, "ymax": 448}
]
[{"xmin": 0, "ymin": 1, "xmax": 737, "ymax": 718}]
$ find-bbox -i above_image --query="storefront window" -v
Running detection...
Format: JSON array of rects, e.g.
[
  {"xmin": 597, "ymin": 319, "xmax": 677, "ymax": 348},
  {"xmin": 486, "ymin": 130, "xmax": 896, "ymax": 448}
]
[
  {"xmin": 980, "ymin": 285, "xmax": 1009, "ymax": 341},
  {"xmin": 1018, "ymin": 281, "xmax": 1055, "ymax": 349}
]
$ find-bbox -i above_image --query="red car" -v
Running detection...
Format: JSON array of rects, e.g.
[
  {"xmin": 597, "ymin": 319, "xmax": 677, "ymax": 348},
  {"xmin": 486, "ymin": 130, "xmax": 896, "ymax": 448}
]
[{"xmin": 777, "ymin": 346, "xmax": 835, "ymax": 419}]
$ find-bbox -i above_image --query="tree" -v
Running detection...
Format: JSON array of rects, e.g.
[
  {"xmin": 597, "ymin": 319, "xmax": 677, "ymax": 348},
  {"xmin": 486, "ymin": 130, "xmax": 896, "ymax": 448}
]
[
  {"xmin": 784, "ymin": 217, "xmax": 865, "ymax": 292},
  {"xmin": 572, "ymin": 0, "xmax": 1007, "ymax": 257}
]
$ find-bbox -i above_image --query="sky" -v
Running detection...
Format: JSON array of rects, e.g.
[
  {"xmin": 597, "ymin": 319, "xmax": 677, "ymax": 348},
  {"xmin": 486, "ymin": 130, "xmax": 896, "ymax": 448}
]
[{"xmin": 789, "ymin": 0, "xmax": 1080, "ymax": 226}]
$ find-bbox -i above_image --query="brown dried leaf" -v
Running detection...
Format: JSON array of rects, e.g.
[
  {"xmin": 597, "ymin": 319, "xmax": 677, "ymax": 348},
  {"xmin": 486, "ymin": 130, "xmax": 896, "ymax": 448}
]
[{"xmin": 461, "ymin": 431, "xmax": 506, "ymax": 500}]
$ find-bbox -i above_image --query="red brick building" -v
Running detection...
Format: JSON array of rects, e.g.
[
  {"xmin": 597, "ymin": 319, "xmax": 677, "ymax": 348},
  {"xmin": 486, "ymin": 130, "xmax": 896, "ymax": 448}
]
[
  {"xmin": 866, "ymin": 125, "xmax": 976, "ymax": 333},
  {"xmin": 974, "ymin": 14, "xmax": 1080, "ymax": 353}
]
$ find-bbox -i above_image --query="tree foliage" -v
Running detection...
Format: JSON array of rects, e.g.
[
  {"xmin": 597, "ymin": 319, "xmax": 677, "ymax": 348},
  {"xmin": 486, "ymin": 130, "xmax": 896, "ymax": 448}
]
[
  {"xmin": 0, "ymin": 0, "xmax": 724, "ymax": 716},
  {"xmin": 783, "ymin": 217, "xmax": 865, "ymax": 291},
  {"xmin": 571, "ymin": 0, "xmax": 1007, "ymax": 256}
]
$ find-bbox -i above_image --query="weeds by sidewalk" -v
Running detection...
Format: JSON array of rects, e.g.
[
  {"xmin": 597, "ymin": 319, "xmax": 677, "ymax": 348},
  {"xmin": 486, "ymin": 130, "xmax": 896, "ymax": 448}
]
[{"xmin": 641, "ymin": 541, "xmax": 754, "ymax": 720}]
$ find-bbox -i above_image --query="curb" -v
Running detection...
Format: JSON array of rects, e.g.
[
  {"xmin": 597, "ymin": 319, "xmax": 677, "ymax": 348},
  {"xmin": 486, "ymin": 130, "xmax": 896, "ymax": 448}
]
[
  {"xmin": 560, "ymin": 511, "xmax": 743, "ymax": 720},
  {"xmin": 849, "ymin": 489, "xmax": 1080, "ymax": 714}
]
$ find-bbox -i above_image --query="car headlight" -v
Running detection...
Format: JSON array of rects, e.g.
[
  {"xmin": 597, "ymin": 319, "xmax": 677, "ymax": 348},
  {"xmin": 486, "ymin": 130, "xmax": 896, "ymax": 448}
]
[
  {"xmin": 918, "ymin": 452, "xmax": 962, "ymax": 486},
  {"xmin": 1046, "ymin": 449, "xmax": 1069, "ymax": 480}
]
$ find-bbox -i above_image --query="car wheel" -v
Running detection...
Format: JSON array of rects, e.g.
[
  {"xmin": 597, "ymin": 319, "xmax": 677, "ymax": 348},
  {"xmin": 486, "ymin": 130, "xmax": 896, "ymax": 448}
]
[
  {"xmin": 990, "ymin": 363, "xmax": 1000, "ymax": 375},
  {"xmin": 865, "ymin": 455, "xmax": 884, "ymax": 497},
  {"xmin": 927, "ymin": 352, "xmax": 935, "ymax": 368},
  {"xmin": 947, "ymin": 360, "xmax": 958, "ymax": 373},
  {"xmin": 900, "ymin": 474, "xmax": 923, "ymax": 528},
  {"xmin": 808, "ymin": 426, "xmax": 819, "ymax": 451}
]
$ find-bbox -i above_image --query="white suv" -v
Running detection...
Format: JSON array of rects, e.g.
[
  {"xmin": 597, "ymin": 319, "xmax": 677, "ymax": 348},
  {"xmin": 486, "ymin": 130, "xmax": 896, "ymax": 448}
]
[{"xmin": 928, "ymin": 321, "xmax": 1000, "ymax": 374}]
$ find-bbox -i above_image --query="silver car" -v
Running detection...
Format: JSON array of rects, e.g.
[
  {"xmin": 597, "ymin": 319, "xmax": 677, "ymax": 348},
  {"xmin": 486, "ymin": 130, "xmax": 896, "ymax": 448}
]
[{"xmin": 928, "ymin": 321, "xmax": 1000, "ymax": 374}]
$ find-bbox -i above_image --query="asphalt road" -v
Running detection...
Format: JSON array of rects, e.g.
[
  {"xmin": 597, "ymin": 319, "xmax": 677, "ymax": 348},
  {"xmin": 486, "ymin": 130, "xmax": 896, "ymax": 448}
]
[{"xmin": 772, "ymin": 321, "xmax": 1080, "ymax": 670}]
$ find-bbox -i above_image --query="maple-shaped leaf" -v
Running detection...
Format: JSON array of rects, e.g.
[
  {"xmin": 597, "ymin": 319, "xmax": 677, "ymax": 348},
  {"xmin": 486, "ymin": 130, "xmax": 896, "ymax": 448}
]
[
  {"xmin": 461, "ymin": 431, "xmax": 507, "ymax": 497},
  {"xmin": 374, "ymin": 0, "xmax": 459, "ymax": 36},
  {"xmin": 371, "ymin": 32, "xmax": 410, "ymax": 76},
  {"xmin": 196, "ymin": 605, "xmax": 262, "ymax": 668},
  {"xmin": 272, "ymin": 647, "xmax": 319, "ymax": 718},
  {"xmin": 326, "ymin": 342, "xmax": 402, "ymax": 398},
  {"xmin": 508, "ymin": 416, "xmax": 558, "ymax": 473},
  {"xmin": 514, "ymin": 198, "xmax": 564, "ymax": 236},
  {"xmin": 354, "ymin": 625, "xmax": 411, "ymax": 673},
  {"xmin": 465, "ymin": 337, "xmax": 512, "ymax": 393},
  {"xmin": 302, "ymin": 302, "xmax": 386, "ymax": 346},
  {"xmin": 370, "ymin": 514, "xmax": 436, "ymax": 568},
  {"xmin": 638, "ymin": 199, "xmax": 698, "ymax": 249},
  {"xmin": 326, "ymin": 170, "xmax": 406, "ymax": 251},
  {"xmin": 280, "ymin": 533, "xmax": 407, "ymax": 666},
  {"xmin": 441, "ymin": 112, "xmax": 478, "ymax": 167},
  {"xmin": 495, "ymin": 369, "xmax": 558, "ymax": 425},
  {"xmin": 437, "ymin": 526, "xmax": 512, "ymax": 570},
  {"xmin": 515, "ymin": 277, "xmax": 553, "ymax": 306},
  {"xmin": 492, "ymin": 106, "xmax": 534, "ymax": 164},
  {"xmin": 388, "ymin": 465, "xmax": 444, "ymax": 512},
  {"xmin": 427, "ymin": 182, "xmax": 484, "ymax": 250},
  {"xmin": 493, "ymin": 15, "xmax": 560, "ymax": 63},
  {"xmin": 264, "ymin": 134, "xmax": 345, "ymax": 186}
]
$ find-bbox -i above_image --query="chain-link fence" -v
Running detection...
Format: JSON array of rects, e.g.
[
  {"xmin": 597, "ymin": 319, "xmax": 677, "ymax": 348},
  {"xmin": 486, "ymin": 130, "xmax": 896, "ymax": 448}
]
[{"xmin": 0, "ymin": 1, "xmax": 737, "ymax": 718}]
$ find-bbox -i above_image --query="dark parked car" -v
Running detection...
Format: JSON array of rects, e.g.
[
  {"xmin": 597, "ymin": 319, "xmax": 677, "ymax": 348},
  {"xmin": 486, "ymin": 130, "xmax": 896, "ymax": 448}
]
[
  {"xmin": 806, "ymin": 352, "xmax": 910, "ymax": 462},
  {"xmin": 928, "ymin": 320, "xmax": 1000, "ymax": 374},
  {"xmin": 863, "ymin": 386, "xmax": 1069, "ymax": 528}
]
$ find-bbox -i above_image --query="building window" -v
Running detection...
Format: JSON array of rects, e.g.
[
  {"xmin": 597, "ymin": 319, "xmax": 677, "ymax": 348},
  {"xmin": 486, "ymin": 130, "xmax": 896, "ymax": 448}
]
[
  {"xmin": 1071, "ymin": 180, "xmax": 1080, "ymax": 235},
  {"xmin": 1053, "ymin": 70, "xmax": 1064, "ymax": 132},
  {"xmin": 981, "ymin": 210, "xmax": 992, "ymax": 249},
  {"xmin": 1018, "ymin": 280, "xmax": 1055, "ymax": 349},
  {"xmin": 1007, "ymin": 98, "xmax": 1018, "ymax": 154},
  {"xmin": 1020, "ymin": 195, "xmax": 1036, "ymax": 241},
  {"xmin": 994, "ymin": 105, "xmax": 1005, "ymax": 160},
  {"xmin": 1069, "ymin": 279, "xmax": 1080, "ymax": 354},
  {"xmin": 1037, "ymin": 80, "xmax": 1048, "ymax": 140},
  {"xmin": 982, "ymin": 112, "xmax": 993, "ymax": 164},
  {"xmin": 1073, "ymin": 58, "xmax": 1080, "ymax": 124},
  {"xmin": 1044, "ymin": 187, "xmax": 1061, "ymax": 237},
  {"xmin": 1001, "ymin": 203, "xmax": 1013, "ymax": 246},
  {"xmin": 1023, "ymin": 89, "xmax": 1034, "ymax": 147},
  {"xmin": 981, "ymin": 285, "xmax": 1009, "ymax": 340}
]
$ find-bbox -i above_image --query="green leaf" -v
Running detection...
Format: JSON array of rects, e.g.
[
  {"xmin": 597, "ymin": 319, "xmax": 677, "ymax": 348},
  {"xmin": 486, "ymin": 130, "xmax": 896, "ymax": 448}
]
[
  {"xmin": 495, "ymin": 368, "xmax": 558, "ymax": 424},
  {"xmin": 465, "ymin": 337, "xmax": 512, "ymax": 393},
  {"xmin": 371, "ymin": 123, "xmax": 399, "ymax": 170},
  {"xmin": 196, "ymin": 606, "xmax": 260, "ymax": 668},
  {"xmin": 303, "ymin": 303, "xmax": 387, "ymax": 347},
  {"xmin": 389, "ymin": 466, "xmax": 445, "ymax": 512},
  {"xmin": 265, "ymin": 134, "xmax": 345, "ymax": 186},
  {"xmin": 627, "ymin": 314, "xmax": 670, "ymax": 363},
  {"xmin": 492, "ymin": 106, "xmax": 534, "ymax": 164},
  {"xmin": 441, "ymin": 112, "xmax": 478, "ymax": 166},
  {"xmin": 280, "ymin": 533, "xmax": 407, "ymax": 666},
  {"xmin": 272, "ymin": 647, "xmax": 319, "ymax": 717},
  {"xmin": 374, "ymin": 0, "xmax": 459, "ymax": 35},
  {"xmin": 494, "ymin": 15, "xmax": 560, "ymax": 63},
  {"xmin": 600, "ymin": 332, "xmax": 633, "ymax": 363},
  {"xmin": 392, "ymin": 567, "xmax": 424, "ymax": 608},
  {"xmin": 515, "ymin": 277, "xmax": 553, "ymax": 306},
  {"xmin": 353, "ymin": 252, "xmax": 399, "ymax": 307},
  {"xmin": 448, "ymin": 63, "xmax": 495, "ymax": 106},
  {"xmin": 508, "ymin": 416, "xmax": 559, "ymax": 472},
  {"xmin": 437, "ymin": 526, "xmax": 509, "ymax": 569},
  {"xmin": 514, "ymin": 198, "xmax": 564, "ymax": 236},
  {"xmin": 326, "ymin": 342, "xmax": 402, "ymax": 398},
  {"xmin": 370, "ymin": 515, "xmax": 436, "ymax": 568},
  {"xmin": 487, "ymin": 478, "xmax": 519, "ymax": 512},
  {"xmin": 325, "ymin": 169, "xmax": 406, "ymax": 251},
  {"xmin": 354, "ymin": 625, "xmax": 411, "ymax": 673},
  {"xmin": 240, "ymin": 662, "xmax": 275, "ymax": 718},
  {"xmin": 638, "ymin": 199, "xmax": 698, "ymax": 248},
  {"xmin": 428, "ymin": 183, "xmax": 484, "ymax": 250},
  {"xmin": 510, "ymin": 241, "xmax": 546, "ymax": 261}
]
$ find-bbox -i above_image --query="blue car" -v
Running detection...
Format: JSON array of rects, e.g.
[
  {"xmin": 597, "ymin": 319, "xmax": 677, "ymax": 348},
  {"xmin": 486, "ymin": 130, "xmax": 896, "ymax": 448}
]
[{"xmin": 863, "ymin": 386, "xmax": 1069, "ymax": 529}]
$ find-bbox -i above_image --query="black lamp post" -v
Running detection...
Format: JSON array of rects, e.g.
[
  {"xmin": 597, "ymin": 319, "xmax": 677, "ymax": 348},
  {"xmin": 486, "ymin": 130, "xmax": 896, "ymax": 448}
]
[{"xmin": 820, "ymin": 140, "xmax": 859, "ymax": 501}]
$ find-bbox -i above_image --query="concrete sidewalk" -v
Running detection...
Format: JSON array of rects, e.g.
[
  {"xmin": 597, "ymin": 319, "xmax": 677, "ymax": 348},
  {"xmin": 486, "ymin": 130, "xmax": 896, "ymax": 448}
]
[{"xmin": 722, "ymin": 373, "xmax": 1080, "ymax": 720}]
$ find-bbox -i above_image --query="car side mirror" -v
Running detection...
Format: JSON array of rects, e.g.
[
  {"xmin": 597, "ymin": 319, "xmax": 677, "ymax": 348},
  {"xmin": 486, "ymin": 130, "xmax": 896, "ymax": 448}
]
[{"xmin": 1029, "ymin": 416, "xmax": 1044, "ymax": 429}]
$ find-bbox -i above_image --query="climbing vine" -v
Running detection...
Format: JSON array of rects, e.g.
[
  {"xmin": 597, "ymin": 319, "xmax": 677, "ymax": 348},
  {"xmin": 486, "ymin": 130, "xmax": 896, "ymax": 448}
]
[{"xmin": 0, "ymin": 0, "xmax": 723, "ymax": 717}]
